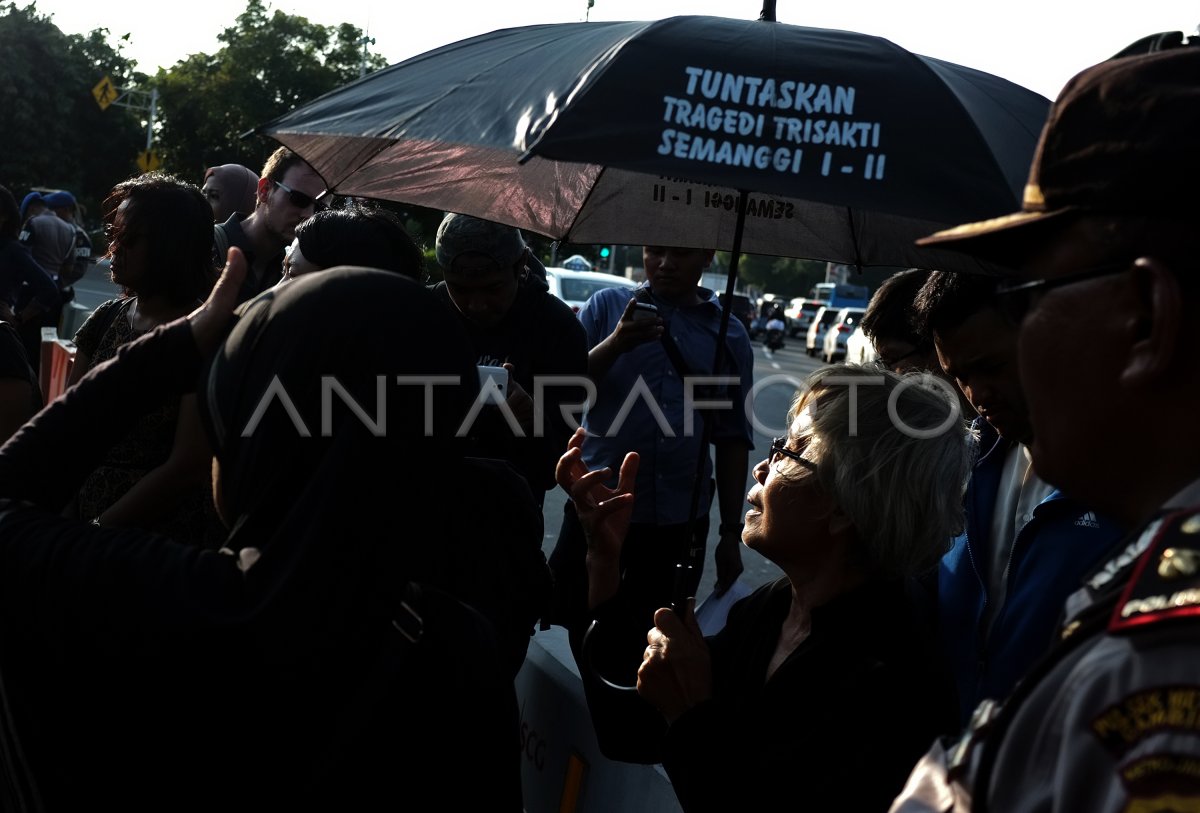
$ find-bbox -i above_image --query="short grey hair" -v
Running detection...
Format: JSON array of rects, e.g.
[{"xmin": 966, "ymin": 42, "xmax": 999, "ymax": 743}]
[{"xmin": 788, "ymin": 364, "xmax": 974, "ymax": 577}]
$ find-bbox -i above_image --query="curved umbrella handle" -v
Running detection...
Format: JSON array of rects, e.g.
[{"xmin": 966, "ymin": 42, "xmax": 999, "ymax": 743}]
[{"xmin": 580, "ymin": 563, "xmax": 694, "ymax": 693}]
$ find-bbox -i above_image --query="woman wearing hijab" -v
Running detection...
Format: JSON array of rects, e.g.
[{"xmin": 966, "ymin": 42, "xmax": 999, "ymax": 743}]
[
  {"xmin": 559, "ymin": 366, "xmax": 972, "ymax": 812},
  {"xmin": 201, "ymin": 164, "xmax": 260, "ymax": 223},
  {"xmin": 0, "ymin": 254, "xmax": 530, "ymax": 811}
]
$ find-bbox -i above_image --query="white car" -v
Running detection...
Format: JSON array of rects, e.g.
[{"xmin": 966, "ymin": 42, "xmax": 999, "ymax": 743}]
[
  {"xmin": 805, "ymin": 306, "xmax": 840, "ymax": 356},
  {"xmin": 544, "ymin": 266, "xmax": 638, "ymax": 313},
  {"xmin": 844, "ymin": 324, "xmax": 879, "ymax": 365},
  {"xmin": 821, "ymin": 307, "xmax": 868, "ymax": 364},
  {"xmin": 785, "ymin": 298, "xmax": 823, "ymax": 337}
]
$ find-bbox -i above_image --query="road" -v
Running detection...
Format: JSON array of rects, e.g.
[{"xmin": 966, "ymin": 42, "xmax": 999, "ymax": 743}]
[
  {"xmin": 59, "ymin": 260, "xmax": 122, "ymax": 340},
  {"xmin": 540, "ymin": 335, "xmax": 825, "ymax": 605}
]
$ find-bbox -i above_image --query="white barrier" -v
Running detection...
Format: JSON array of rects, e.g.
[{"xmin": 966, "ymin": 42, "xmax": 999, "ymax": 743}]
[{"xmin": 516, "ymin": 626, "xmax": 683, "ymax": 813}]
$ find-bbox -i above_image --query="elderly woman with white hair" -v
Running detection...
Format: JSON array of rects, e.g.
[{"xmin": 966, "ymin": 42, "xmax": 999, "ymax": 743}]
[{"xmin": 558, "ymin": 364, "xmax": 973, "ymax": 812}]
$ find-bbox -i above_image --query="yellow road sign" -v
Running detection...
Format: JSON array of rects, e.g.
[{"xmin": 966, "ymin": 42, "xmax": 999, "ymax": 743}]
[
  {"xmin": 136, "ymin": 150, "xmax": 162, "ymax": 173},
  {"xmin": 92, "ymin": 75, "xmax": 118, "ymax": 110}
]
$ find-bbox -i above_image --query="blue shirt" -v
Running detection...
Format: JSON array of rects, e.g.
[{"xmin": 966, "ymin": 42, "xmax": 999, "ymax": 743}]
[
  {"xmin": 578, "ymin": 284, "xmax": 753, "ymax": 525},
  {"xmin": 939, "ymin": 419, "xmax": 1122, "ymax": 724}
]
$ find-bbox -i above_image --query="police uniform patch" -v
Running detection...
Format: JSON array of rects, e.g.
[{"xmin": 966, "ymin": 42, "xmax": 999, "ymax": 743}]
[
  {"xmin": 1119, "ymin": 753, "xmax": 1200, "ymax": 812},
  {"xmin": 1092, "ymin": 687, "xmax": 1200, "ymax": 757},
  {"xmin": 1112, "ymin": 509, "xmax": 1200, "ymax": 633}
]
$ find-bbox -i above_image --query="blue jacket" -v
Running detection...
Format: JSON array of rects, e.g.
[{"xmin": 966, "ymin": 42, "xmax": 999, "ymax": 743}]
[{"xmin": 939, "ymin": 419, "xmax": 1122, "ymax": 724}]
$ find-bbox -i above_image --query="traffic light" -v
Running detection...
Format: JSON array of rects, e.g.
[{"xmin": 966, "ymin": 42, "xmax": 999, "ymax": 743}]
[{"xmin": 599, "ymin": 246, "xmax": 611, "ymax": 259}]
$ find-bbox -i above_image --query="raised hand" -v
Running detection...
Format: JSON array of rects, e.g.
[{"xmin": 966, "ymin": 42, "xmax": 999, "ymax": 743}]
[{"xmin": 556, "ymin": 426, "xmax": 639, "ymax": 607}]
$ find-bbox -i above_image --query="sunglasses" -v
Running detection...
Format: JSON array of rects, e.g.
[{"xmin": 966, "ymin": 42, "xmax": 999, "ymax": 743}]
[
  {"xmin": 274, "ymin": 180, "xmax": 327, "ymax": 213},
  {"xmin": 995, "ymin": 260, "xmax": 1134, "ymax": 324}
]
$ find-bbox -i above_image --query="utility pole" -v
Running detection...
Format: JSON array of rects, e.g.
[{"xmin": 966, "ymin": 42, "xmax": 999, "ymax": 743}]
[{"xmin": 359, "ymin": 33, "xmax": 376, "ymax": 78}]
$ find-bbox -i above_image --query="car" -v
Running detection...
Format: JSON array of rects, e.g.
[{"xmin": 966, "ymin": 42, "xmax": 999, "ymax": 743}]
[
  {"xmin": 805, "ymin": 306, "xmax": 840, "ymax": 357},
  {"xmin": 718, "ymin": 293, "xmax": 755, "ymax": 334},
  {"xmin": 844, "ymin": 323, "xmax": 879, "ymax": 365},
  {"xmin": 821, "ymin": 307, "xmax": 868, "ymax": 364},
  {"xmin": 544, "ymin": 266, "xmax": 638, "ymax": 313},
  {"xmin": 785, "ymin": 298, "xmax": 823, "ymax": 337}
]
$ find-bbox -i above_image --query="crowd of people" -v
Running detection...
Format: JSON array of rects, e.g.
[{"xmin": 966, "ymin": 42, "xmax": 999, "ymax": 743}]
[{"xmin": 0, "ymin": 43, "xmax": 1196, "ymax": 812}]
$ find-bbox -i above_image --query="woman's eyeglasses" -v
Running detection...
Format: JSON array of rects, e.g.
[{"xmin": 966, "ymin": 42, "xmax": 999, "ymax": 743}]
[
  {"xmin": 274, "ymin": 180, "xmax": 327, "ymax": 213},
  {"xmin": 995, "ymin": 260, "xmax": 1133, "ymax": 324},
  {"xmin": 875, "ymin": 344, "xmax": 929, "ymax": 371},
  {"xmin": 769, "ymin": 437, "xmax": 818, "ymax": 471}
]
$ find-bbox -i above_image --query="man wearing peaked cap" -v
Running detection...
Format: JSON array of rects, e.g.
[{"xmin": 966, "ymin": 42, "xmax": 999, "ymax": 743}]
[
  {"xmin": 18, "ymin": 192, "xmax": 45, "ymax": 224},
  {"xmin": 891, "ymin": 45, "xmax": 1200, "ymax": 813}
]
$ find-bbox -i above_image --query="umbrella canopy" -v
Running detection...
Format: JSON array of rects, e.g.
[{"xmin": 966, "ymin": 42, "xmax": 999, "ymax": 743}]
[{"xmin": 257, "ymin": 15, "xmax": 1050, "ymax": 274}]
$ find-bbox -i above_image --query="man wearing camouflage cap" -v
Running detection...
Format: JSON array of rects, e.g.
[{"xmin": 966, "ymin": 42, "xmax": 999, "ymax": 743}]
[{"xmin": 432, "ymin": 213, "xmax": 587, "ymax": 505}]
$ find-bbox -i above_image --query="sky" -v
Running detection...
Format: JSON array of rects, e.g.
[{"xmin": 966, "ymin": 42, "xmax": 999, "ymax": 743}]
[{"xmin": 32, "ymin": 0, "xmax": 1200, "ymax": 101}]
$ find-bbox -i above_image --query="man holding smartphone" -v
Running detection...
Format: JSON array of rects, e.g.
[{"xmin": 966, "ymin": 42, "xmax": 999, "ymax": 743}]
[
  {"xmin": 432, "ymin": 214, "xmax": 588, "ymax": 506},
  {"xmin": 550, "ymin": 245, "xmax": 754, "ymax": 641}
]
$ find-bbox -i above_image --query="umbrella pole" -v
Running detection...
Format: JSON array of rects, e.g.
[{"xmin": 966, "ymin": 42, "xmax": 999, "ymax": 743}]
[
  {"xmin": 581, "ymin": 190, "xmax": 750, "ymax": 695},
  {"xmin": 675, "ymin": 188, "xmax": 750, "ymax": 611}
]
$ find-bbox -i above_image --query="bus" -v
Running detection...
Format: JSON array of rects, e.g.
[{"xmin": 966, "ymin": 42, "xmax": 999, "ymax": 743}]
[{"xmin": 808, "ymin": 282, "xmax": 870, "ymax": 309}]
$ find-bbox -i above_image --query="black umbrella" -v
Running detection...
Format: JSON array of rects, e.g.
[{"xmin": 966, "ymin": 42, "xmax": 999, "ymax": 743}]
[
  {"xmin": 255, "ymin": 13, "xmax": 1048, "ymax": 688},
  {"xmin": 256, "ymin": 15, "xmax": 1049, "ymax": 275}
]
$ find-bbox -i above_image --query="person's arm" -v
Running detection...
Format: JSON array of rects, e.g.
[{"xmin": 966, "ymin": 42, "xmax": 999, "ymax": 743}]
[
  {"xmin": 587, "ymin": 297, "xmax": 662, "ymax": 385},
  {"xmin": 10, "ymin": 244, "xmax": 59, "ymax": 316},
  {"xmin": 92, "ymin": 394, "xmax": 213, "ymax": 528},
  {"xmin": 555, "ymin": 427, "xmax": 638, "ymax": 609},
  {"xmin": 65, "ymin": 347, "xmax": 92, "ymax": 388},
  {"xmin": 712, "ymin": 439, "xmax": 749, "ymax": 593},
  {"xmin": 0, "ymin": 378, "xmax": 36, "ymax": 443}
]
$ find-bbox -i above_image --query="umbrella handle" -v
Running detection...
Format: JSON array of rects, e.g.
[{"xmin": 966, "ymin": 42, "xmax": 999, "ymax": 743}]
[
  {"xmin": 581, "ymin": 619, "xmax": 639, "ymax": 693},
  {"xmin": 580, "ymin": 563, "xmax": 695, "ymax": 694}
]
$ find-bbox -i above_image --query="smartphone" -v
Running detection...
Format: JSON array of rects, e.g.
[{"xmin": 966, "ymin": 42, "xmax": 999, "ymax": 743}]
[
  {"xmin": 631, "ymin": 302, "xmax": 659, "ymax": 322},
  {"xmin": 477, "ymin": 365, "xmax": 510, "ymax": 398}
]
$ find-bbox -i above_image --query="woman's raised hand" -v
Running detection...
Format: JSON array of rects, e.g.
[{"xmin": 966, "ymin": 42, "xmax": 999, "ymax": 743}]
[{"xmin": 556, "ymin": 427, "xmax": 639, "ymax": 606}]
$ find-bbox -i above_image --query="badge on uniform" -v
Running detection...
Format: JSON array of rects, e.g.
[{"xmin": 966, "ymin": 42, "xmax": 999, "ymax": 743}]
[{"xmin": 1111, "ymin": 509, "xmax": 1200, "ymax": 633}]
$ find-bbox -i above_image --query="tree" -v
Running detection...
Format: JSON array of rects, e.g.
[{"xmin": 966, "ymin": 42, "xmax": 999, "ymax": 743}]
[
  {"xmin": 721, "ymin": 253, "xmax": 827, "ymax": 299},
  {"xmin": 0, "ymin": 2, "xmax": 144, "ymax": 220},
  {"xmin": 154, "ymin": 0, "xmax": 387, "ymax": 179}
]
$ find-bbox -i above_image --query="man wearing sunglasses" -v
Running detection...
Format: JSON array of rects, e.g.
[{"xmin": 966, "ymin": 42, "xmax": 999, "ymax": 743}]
[
  {"xmin": 892, "ymin": 46, "xmax": 1200, "ymax": 813},
  {"xmin": 212, "ymin": 146, "xmax": 326, "ymax": 303}
]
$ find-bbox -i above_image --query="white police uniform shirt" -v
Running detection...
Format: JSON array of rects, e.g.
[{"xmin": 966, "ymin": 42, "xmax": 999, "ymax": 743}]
[{"xmin": 891, "ymin": 478, "xmax": 1200, "ymax": 813}]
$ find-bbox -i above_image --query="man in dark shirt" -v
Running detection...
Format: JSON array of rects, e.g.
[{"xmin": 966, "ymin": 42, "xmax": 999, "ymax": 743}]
[
  {"xmin": 213, "ymin": 147, "xmax": 325, "ymax": 303},
  {"xmin": 430, "ymin": 213, "xmax": 588, "ymax": 505}
]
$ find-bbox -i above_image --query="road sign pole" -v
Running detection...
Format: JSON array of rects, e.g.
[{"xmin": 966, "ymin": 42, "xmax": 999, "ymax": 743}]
[{"xmin": 146, "ymin": 87, "xmax": 158, "ymax": 151}]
